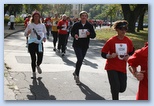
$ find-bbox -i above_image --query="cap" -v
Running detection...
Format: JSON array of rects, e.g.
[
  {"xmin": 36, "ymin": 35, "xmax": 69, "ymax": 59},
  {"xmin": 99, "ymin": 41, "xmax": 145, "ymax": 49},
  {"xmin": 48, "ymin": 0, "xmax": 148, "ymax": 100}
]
[
  {"xmin": 116, "ymin": 22, "xmax": 128, "ymax": 29},
  {"xmin": 32, "ymin": 10, "xmax": 41, "ymax": 17}
]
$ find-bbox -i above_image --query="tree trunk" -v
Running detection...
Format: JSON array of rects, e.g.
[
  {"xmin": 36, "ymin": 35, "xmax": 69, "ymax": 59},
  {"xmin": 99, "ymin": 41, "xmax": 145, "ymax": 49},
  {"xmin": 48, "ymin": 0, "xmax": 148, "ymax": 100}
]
[{"xmin": 121, "ymin": 4, "xmax": 147, "ymax": 33}]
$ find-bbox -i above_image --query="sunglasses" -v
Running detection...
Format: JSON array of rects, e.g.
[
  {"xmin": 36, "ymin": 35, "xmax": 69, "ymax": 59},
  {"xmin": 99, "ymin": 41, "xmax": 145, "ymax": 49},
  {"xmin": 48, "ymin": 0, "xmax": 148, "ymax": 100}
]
[{"xmin": 118, "ymin": 27, "xmax": 128, "ymax": 31}]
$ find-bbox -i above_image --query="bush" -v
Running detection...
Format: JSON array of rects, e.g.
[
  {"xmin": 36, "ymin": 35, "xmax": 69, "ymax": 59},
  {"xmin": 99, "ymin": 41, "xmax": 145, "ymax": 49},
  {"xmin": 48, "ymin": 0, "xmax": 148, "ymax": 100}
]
[
  {"xmin": 4, "ymin": 17, "xmax": 10, "ymax": 24},
  {"xmin": 15, "ymin": 17, "xmax": 24, "ymax": 23}
]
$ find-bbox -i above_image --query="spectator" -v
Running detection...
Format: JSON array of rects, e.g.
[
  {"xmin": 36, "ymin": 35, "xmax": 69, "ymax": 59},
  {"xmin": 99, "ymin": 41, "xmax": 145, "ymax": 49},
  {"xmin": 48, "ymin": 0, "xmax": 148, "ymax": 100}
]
[{"xmin": 9, "ymin": 14, "xmax": 15, "ymax": 30}]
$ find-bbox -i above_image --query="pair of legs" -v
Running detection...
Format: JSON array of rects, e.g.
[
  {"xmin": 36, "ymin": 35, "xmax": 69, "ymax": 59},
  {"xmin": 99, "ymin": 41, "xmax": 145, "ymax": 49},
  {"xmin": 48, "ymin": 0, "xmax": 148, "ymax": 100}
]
[
  {"xmin": 107, "ymin": 70, "xmax": 127, "ymax": 100},
  {"xmin": 58, "ymin": 34, "xmax": 67, "ymax": 53},
  {"xmin": 51, "ymin": 31, "xmax": 58, "ymax": 49},
  {"xmin": 73, "ymin": 47, "xmax": 88, "ymax": 76},
  {"xmin": 46, "ymin": 26, "xmax": 51, "ymax": 39},
  {"xmin": 28, "ymin": 43, "xmax": 43, "ymax": 72}
]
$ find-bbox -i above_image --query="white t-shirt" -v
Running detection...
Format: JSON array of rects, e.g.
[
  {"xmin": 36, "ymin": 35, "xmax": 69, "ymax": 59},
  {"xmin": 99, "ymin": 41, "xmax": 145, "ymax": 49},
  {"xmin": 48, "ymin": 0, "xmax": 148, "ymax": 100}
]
[{"xmin": 25, "ymin": 23, "xmax": 47, "ymax": 40}]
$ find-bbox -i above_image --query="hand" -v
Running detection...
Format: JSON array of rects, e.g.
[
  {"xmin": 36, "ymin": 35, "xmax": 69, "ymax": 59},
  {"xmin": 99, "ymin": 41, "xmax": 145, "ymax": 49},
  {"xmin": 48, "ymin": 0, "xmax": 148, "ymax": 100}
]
[
  {"xmin": 107, "ymin": 53, "xmax": 117, "ymax": 59},
  {"xmin": 135, "ymin": 71, "xmax": 145, "ymax": 81},
  {"xmin": 86, "ymin": 31, "xmax": 90, "ymax": 36},
  {"xmin": 111, "ymin": 53, "xmax": 117, "ymax": 58},
  {"xmin": 27, "ymin": 29, "xmax": 31, "ymax": 35},
  {"xmin": 123, "ymin": 55, "xmax": 129, "ymax": 61},
  {"xmin": 43, "ymin": 38, "xmax": 46, "ymax": 42},
  {"xmin": 75, "ymin": 34, "xmax": 79, "ymax": 40}
]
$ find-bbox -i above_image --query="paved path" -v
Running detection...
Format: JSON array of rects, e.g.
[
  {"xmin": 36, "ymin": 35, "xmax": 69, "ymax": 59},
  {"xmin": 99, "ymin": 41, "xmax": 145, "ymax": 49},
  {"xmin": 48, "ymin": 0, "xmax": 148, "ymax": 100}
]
[{"xmin": 4, "ymin": 26, "xmax": 138, "ymax": 100}]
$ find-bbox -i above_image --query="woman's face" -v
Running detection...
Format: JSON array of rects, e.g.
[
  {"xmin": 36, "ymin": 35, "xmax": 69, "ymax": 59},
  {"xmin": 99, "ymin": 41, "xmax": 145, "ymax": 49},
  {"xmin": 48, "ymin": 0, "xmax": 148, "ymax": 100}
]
[
  {"xmin": 116, "ymin": 27, "xmax": 127, "ymax": 36},
  {"xmin": 33, "ymin": 14, "xmax": 40, "ymax": 23}
]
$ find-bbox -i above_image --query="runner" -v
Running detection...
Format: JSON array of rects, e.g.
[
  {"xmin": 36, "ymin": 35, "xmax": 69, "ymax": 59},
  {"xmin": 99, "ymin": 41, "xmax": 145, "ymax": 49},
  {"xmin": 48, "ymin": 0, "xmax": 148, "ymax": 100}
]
[{"xmin": 101, "ymin": 20, "xmax": 135, "ymax": 100}]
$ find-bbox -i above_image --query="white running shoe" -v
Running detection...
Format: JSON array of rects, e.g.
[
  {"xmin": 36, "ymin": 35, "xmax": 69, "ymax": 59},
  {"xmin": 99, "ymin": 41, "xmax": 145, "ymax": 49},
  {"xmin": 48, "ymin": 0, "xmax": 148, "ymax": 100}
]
[
  {"xmin": 37, "ymin": 66, "xmax": 42, "ymax": 74},
  {"xmin": 76, "ymin": 76, "xmax": 81, "ymax": 85},
  {"xmin": 73, "ymin": 72, "xmax": 77, "ymax": 80},
  {"xmin": 31, "ymin": 72, "xmax": 36, "ymax": 79}
]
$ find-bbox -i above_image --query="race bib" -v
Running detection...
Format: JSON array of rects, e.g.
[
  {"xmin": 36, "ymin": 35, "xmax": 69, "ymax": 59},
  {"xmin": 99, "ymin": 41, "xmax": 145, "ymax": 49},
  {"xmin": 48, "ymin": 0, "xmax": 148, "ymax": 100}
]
[
  {"xmin": 79, "ymin": 29, "xmax": 87, "ymax": 38},
  {"xmin": 61, "ymin": 24, "xmax": 67, "ymax": 30},
  {"xmin": 115, "ymin": 43, "xmax": 127, "ymax": 60},
  {"xmin": 53, "ymin": 21, "xmax": 58, "ymax": 26}
]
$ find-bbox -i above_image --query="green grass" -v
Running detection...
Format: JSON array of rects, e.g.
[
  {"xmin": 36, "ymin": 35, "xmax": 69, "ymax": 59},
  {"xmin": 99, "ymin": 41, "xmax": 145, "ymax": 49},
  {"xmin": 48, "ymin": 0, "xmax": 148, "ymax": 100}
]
[{"xmin": 96, "ymin": 28, "xmax": 148, "ymax": 49}]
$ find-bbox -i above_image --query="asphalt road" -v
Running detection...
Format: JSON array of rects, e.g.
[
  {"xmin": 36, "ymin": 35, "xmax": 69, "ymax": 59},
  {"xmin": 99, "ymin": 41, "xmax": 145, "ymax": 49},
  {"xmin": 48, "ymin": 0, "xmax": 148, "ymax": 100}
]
[{"xmin": 4, "ymin": 31, "xmax": 138, "ymax": 100}]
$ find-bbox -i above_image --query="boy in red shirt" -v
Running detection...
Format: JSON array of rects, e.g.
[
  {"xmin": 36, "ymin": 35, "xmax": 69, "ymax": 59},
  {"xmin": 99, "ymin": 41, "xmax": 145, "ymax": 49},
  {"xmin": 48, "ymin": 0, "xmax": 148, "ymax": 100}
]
[
  {"xmin": 128, "ymin": 42, "xmax": 148, "ymax": 100},
  {"xmin": 101, "ymin": 20, "xmax": 134, "ymax": 100}
]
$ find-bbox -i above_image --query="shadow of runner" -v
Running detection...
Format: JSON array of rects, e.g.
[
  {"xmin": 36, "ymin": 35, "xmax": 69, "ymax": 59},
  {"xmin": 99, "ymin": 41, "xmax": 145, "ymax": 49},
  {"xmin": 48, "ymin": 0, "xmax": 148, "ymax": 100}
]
[
  {"xmin": 78, "ymin": 82, "xmax": 105, "ymax": 100},
  {"xmin": 27, "ymin": 77, "xmax": 56, "ymax": 100},
  {"xmin": 83, "ymin": 59, "xmax": 98, "ymax": 69}
]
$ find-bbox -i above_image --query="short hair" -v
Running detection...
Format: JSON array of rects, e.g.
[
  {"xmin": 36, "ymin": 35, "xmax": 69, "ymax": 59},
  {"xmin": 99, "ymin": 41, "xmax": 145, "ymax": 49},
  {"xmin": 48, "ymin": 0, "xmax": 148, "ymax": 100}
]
[
  {"xmin": 79, "ymin": 11, "xmax": 88, "ymax": 17},
  {"xmin": 113, "ymin": 20, "xmax": 128, "ymax": 29}
]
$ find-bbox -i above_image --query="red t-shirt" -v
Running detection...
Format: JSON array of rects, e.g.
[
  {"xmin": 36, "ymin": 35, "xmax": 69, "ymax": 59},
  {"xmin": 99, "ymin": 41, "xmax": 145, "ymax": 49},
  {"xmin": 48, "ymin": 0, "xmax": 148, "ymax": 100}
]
[
  {"xmin": 57, "ymin": 20, "xmax": 68, "ymax": 35},
  {"xmin": 101, "ymin": 35, "xmax": 134, "ymax": 73},
  {"xmin": 128, "ymin": 45, "xmax": 148, "ymax": 100},
  {"xmin": 45, "ymin": 17, "xmax": 52, "ymax": 27},
  {"xmin": 24, "ymin": 18, "xmax": 30, "ymax": 28}
]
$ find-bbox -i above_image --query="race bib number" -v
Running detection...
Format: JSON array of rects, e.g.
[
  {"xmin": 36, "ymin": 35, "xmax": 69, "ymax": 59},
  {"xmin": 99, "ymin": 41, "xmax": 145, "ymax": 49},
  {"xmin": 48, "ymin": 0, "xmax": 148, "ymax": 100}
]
[
  {"xmin": 61, "ymin": 24, "xmax": 67, "ymax": 30},
  {"xmin": 53, "ymin": 21, "xmax": 58, "ymax": 26},
  {"xmin": 79, "ymin": 29, "xmax": 87, "ymax": 38},
  {"xmin": 115, "ymin": 43, "xmax": 127, "ymax": 60}
]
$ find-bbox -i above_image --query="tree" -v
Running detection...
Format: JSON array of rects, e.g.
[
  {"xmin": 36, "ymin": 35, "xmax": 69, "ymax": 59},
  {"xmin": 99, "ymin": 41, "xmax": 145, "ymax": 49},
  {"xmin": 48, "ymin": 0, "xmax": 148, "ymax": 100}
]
[{"xmin": 121, "ymin": 4, "xmax": 148, "ymax": 33}]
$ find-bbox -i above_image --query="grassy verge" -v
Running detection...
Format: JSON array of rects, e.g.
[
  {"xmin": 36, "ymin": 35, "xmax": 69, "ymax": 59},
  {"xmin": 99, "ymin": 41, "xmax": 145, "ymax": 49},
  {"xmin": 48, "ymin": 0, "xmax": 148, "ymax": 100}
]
[{"xmin": 96, "ymin": 28, "xmax": 148, "ymax": 49}]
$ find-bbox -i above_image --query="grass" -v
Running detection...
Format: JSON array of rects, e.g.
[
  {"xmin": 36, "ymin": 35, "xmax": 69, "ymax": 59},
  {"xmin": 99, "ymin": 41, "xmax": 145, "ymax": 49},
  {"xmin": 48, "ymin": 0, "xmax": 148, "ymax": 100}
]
[{"xmin": 95, "ymin": 28, "xmax": 148, "ymax": 49}]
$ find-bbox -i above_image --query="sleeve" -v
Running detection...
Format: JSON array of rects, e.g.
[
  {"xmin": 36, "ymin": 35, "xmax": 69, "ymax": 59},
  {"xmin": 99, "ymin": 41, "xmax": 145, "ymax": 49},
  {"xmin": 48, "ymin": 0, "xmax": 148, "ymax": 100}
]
[
  {"xmin": 71, "ymin": 23, "xmax": 78, "ymax": 38},
  {"xmin": 127, "ymin": 50, "xmax": 140, "ymax": 67},
  {"xmin": 88, "ymin": 24, "xmax": 96, "ymax": 39},
  {"xmin": 128, "ymin": 38, "xmax": 135, "ymax": 55},
  {"xmin": 24, "ymin": 24, "xmax": 30, "ymax": 37},
  {"xmin": 43, "ymin": 24, "xmax": 47, "ymax": 38},
  {"xmin": 101, "ymin": 39, "xmax": 111, "ymax": 54}
]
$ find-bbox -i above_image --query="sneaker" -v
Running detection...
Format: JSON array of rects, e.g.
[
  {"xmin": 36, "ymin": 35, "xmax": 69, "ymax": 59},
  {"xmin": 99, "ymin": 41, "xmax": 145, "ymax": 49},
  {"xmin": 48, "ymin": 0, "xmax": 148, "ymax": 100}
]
[
  {"xmin": 73, "ymin": 72, "xmax": 77, "ymax": 80},
  {"xmin": 37, "ymin": 66, "xmax": 42, "ymax": 74},
  {"xmin": 53, "ymin": 48, "xmax": 56, "ymax": 51},
  {"xmin": 76, "ymin": 76, "xmax": 81, "ymax": 85},
  {"xmin": 57, "ymin": 49, "xmax": 60, "ymax": 53},
  {"xmin": 62, "ymin": 52, "xmax": 65, "ymax": 57},
  {"xmin": 31, "ymin": 72, "xmax": 36, "ymax": 79}
]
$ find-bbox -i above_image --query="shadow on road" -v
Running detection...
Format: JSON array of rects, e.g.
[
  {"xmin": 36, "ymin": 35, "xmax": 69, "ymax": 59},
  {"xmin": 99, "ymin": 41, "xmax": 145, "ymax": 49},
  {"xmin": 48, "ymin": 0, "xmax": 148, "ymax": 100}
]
[
  {"xmin": 83, "ymin": 59, "xmax": 98, "ymax": 69},
  {"xmin": 78, "ymin": 82, "xmax": 105, "ymax": 100},
  {"xmin": 27, "ymin": 77, "xmax": 56, "ymax": 100}
]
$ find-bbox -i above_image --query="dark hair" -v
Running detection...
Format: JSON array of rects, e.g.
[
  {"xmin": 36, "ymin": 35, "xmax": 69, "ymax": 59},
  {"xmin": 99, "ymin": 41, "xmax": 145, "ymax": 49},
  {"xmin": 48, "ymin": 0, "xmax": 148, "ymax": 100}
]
[
  {"xmin": 31, "ymin": 10, "xmax": 41, "ymax": 23},
  {"xmin": 113, "ymin": 20, "xmax": 128, "ymax": 30}
]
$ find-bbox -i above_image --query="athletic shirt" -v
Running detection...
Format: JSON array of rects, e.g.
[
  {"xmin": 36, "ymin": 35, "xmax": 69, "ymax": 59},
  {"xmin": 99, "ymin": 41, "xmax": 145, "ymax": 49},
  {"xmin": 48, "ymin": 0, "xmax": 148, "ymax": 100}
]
[
  {"xmin": 101, "ymin": 35, "xmax": 134, "ymax": 73},
  {"xmin": 51, "ymin": 18, "xmax": 60, "ymax": 32},
  {"xmin": 128, "ymin": 45, "xmax": 148, "ymax": 100},
  {"xmin": 24, "ymin": 23, "xmax": 47, "ymax": 42},
  {"xmin": 57, "ymin": 19, "xmax": 68, "ymax": 34},
  {"xmin": 45, "ymin": 17, "xmax": 52, "ymax": 27}
]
